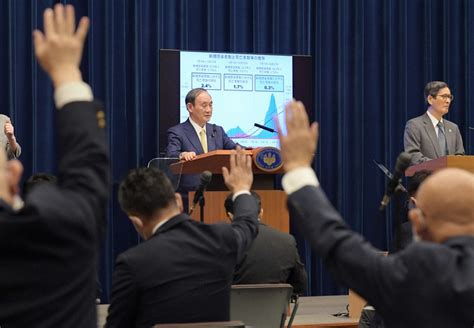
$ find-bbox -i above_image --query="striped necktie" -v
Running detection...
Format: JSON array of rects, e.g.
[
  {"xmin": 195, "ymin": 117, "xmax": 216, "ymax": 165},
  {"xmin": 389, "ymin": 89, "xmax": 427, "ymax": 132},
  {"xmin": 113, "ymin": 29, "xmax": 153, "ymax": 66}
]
[{"xmin": 437, "ymin": 121, "xmax": 448, "ymax": 156}]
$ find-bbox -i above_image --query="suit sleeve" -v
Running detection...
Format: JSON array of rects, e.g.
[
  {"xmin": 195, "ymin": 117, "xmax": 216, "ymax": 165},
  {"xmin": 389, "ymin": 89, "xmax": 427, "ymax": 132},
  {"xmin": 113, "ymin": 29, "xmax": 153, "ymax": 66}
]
[
  {"xmin": 166, "ymin": 126, "xmax": 183, "ymax": 158},
  {"xmin": 229, "ymin": 194, "xmax": 259, "ymax": 261},
  {"xmin": 55, "ymin": 101, "xmax": 109, "ymax": 233},
  {"xmin": 220, "ymin": 126, "xmax": 237, "ymax": 150},
  {"xmin": 454, "ymin": 125, "xmax": 465, "ymax": 155},
  {"xmin": 105, "ymin": 255, "xmax": 139, "ymax": 328},
  {"xmin": 23, "ymin": 101, "xmax": 109, "ymax": 246},
  {"xmin": 287, "ymin": 237, "xmax": 308, "ymax": 295},
  {"xmin": 288, "ymin": 185, "xmax": 408, "ymax": 312},
  {"xmin": 404, "ymin": 120, "xmax": 431, "ymax": 164},
  {"xmin": 6, "ymin": 141, "xmax": 21, "ymax": 159}
]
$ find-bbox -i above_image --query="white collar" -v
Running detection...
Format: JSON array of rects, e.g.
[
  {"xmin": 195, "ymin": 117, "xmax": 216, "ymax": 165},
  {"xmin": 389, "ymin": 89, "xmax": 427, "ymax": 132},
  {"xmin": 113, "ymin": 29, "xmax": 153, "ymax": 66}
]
[
  {"xmin": 426, "ymin": 110, "xmax": 443, "ymax": 128},
  {"xmin": 189, "ymin": 117, "xmax": 206, "ymax": 135},
  {"xmin": 151, "ymin": 218, "xmax": 171, "ymax": 235}
]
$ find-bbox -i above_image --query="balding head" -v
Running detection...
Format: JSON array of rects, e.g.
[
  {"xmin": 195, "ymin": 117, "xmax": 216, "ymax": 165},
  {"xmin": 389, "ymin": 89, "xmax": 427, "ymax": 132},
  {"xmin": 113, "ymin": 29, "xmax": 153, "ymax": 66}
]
[{"xmin": 410, "ymin": 168, "xmax": 474, "ymax": 242}]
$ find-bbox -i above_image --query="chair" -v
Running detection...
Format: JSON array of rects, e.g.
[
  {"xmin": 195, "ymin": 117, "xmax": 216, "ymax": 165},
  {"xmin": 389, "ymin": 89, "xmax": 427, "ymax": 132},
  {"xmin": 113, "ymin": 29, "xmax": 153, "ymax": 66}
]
[
  {"xmin": 230, "ymin": 284, "xmax": 293, "ymax": 328},
  {"xmin": 153, "ymin": 321, "xmax": 245, "ymax": 328}
]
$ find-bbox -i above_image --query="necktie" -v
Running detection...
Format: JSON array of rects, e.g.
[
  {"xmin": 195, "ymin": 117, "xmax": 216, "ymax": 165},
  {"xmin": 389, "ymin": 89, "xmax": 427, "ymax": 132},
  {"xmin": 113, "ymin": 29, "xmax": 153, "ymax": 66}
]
[
  {"xmin": 437, "ymin": 122, "xmax": 448, "ymax": 156},
  {"xmin": 199, "ymin": 129, "xmax": 208, "ymax": 153}
]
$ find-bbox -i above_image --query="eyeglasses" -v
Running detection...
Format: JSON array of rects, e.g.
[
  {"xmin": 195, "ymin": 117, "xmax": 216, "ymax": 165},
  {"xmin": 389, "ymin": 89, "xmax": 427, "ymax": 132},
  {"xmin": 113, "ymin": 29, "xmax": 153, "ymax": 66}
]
[{"xmin": 435, "ymin": 94, "xmax": 454, "ymax": 101}]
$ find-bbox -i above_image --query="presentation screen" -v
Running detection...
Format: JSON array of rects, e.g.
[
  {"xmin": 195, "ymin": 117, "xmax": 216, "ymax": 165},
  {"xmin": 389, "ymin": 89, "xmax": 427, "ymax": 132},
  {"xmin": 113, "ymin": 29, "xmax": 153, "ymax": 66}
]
[{"xmin": 159, "ymin": 50, "xmax": 312, "ymax": 153}]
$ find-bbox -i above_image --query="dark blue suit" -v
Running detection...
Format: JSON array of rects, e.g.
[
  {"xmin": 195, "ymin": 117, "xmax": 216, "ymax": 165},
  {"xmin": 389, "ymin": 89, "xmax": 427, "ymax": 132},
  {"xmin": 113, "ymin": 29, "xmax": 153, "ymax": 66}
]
[
  {"xmin": 105, "ymin": 194, "xmax": 259, "ymax": 327},
  {"xmin": 0, "ymin": 101, "xmax": 109, "ymax": 327},
  {"xmin": 165, "ymin": 119, "xmax": 236, "ymax": 192},
  {"xmin": 233, "ymin": 223, "xmax": 307, "ymax": 295},
  {"xmin": 288, "ymin": 185, "xmax": 474, "ymax": 327}
]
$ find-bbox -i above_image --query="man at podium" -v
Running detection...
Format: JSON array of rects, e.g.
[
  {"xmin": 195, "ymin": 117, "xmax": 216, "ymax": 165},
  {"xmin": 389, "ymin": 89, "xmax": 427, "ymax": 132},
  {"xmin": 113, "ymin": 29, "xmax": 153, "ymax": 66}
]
[
  {"xmin": 166, "ymin": 88, "xmax": 237, "ymax": 202},
  {"xmin": 404, "ymin": 81, "xmax": 464, "ymax": 165}
]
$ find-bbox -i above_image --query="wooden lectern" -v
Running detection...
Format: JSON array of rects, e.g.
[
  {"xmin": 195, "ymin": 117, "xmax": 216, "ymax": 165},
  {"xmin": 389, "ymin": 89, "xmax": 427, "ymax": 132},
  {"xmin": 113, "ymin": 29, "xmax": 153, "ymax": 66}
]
[
  {"xmin": 405, "ymin": 155, "xmax": 474, "ymax": 176},
  {"xmin": 170, "ymin": 150, "xmax": 289, "ymax": 233}
]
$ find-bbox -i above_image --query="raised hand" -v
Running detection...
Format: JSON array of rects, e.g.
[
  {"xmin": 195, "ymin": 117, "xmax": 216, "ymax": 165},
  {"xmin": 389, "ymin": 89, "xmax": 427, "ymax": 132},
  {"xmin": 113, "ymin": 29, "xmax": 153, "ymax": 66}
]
[
  {"xmin": 276, "ymin": 100, "xmax": 319, "ymax": 172},
  {"xmin": 33, "ymin": 4, "xmax": 89, "ymax": 87},
  {"xmin": 222, "ymin": 147, "xmax": 253, "ymax": 193},
  {"xmin": 4, "ymin": 120, "xmax": 15, "ymax": 140}
]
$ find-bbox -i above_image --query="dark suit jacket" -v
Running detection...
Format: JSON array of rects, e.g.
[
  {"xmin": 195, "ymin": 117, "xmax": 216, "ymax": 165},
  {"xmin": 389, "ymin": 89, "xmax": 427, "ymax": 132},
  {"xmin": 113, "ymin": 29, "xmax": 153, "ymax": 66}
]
[
  {"xmin": 233, "ymin": 222, "xmax": 307, "ymax": 294},
  {"xmin": 404, "ymin": 113, "xmax": 465, "ymax": 165},
  {"xmin": 105, "ymin": 194, "xmax": 259, "ymax": 328},
  {"xmin": 0, "ymin": 101, "xmax": 109, "ymax": 327},
  {"xmin": 288, "ymin": 185, "xmax": 474, "ymax": 327},
  {"xmin": 165, "ymin": 119, "xmax": 237, "ymax": 191}
]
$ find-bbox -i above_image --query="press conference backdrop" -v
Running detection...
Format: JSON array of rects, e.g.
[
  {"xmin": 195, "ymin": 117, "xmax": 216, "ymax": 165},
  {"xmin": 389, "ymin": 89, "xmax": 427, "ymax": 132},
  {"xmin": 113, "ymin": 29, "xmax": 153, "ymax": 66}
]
[{"xmin": 1, "ymin": 0, "xmax": 473, "ymax": 301}]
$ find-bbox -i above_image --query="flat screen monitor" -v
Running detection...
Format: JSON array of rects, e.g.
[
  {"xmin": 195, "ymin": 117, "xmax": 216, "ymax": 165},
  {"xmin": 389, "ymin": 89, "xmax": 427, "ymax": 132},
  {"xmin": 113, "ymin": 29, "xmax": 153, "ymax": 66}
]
[{"xmin": 159, "ymin": 50, "xmax": 313, "ymax": 153}]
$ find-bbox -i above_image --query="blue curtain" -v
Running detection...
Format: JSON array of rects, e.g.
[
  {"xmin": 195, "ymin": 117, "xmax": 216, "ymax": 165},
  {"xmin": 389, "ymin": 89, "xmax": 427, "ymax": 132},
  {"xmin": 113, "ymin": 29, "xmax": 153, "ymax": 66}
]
[{"xmin": 1, "ymin": 0, "xmax": 473, "ymax": 301}]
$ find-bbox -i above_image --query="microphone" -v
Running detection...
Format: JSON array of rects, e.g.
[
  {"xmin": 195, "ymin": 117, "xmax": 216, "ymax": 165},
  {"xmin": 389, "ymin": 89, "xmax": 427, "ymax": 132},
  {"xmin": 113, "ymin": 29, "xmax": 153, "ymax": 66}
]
[
  {"xmin": 469, "ymin": 127, "xmax": 474, "ymax": 131},
  {"xmin": 379, "ymin": 152, "xmax": 412, "ymax": 211},
  {"xmin": 211, "ymin": 124, "xmax": 217, "ymax": 137},
  {"xmin": 254, "ymin": 123, "xmax": 277, "ymax": 133},
  {"xmin": 372, "ymin": 159, "xmax": 407, "ymax": 194},
  {"xmin": 189, "ymin": 170, "xmax": 212, "ymax": 215}
]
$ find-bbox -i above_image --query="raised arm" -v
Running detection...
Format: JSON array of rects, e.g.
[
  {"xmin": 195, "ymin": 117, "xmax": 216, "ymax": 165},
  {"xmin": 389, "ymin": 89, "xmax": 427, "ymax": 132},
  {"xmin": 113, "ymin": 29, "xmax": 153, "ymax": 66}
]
[
  {"xmin": 222, "ymin": 147, "xmax": 259, "ymax": 260},
  {"xmin": 32, "ymin": 4, "xmax": 109, "ymax": 226},
  {"xmin": 3, "ymin": 118, "xmax": 21, "ymax": 159},
  {"xmin": 278, "ymin": 101, "xmax": 405, "ymax": 310}
]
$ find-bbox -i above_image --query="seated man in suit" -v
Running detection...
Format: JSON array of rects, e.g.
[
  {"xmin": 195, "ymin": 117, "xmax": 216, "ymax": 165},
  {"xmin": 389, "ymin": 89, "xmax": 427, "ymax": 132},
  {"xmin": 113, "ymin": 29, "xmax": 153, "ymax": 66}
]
[
  {"xmin": 404, "ymin": 81, "xmax": 464, "ymax": 165},
  {"xmin": 105, "ymin": 148, "xmax": 259, "ymax": 327},
  {"xmin": 0, "ymin": 114, "xmax": 21, "ymax": 159},
  {"xmin": 0, "ymin": 5, "xmax": 110, "ymax": 327},
  {"xmin": 166, "ymin": 88, "xmax": 237, "ymax": 208},
  {"xmin": 225, "ymin": 191, "xmax": 307, "ymax": 295},
  {"xmin": 278, "ymin": 100, "xmax": 474, "ymax": 327}
]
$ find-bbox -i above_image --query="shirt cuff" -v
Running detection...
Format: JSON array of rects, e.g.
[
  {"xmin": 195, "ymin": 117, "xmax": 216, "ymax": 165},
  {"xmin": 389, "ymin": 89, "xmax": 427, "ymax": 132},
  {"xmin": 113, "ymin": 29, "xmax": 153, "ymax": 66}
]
[
  {"xmin": 232, "ymin": 190, "xmax": 251, "ymax": 201},
  {"xmin": 54, "ymin": 81, "xmax": 93, "ymax": 109},
  {"xmin": 282, "ymin": 167, "xmax": 320, "ymax": 195}
]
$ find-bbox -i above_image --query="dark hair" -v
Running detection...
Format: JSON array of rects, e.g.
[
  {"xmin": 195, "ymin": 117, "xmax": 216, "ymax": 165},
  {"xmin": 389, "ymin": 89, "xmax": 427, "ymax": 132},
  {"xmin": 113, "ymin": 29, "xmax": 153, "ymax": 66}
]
[
  {"xmin": 224, "ymin": 191, "xmax": 261, "ymax": 214},
  {"xmin": 424, "ymin": 81, "xmax": 449, "ymax": 103},
  {"xmin": 24, "ymin": 172, "xmax": 57, "ymax": 196},
  {"xmin": 185, "ymin": 88, "xmax": 209, "ymax": 106},
  {"xmin": 407, "ymin": 170, "xmax": 432, "ymax": 197},
  {"xmin": 118, "ymin": 167, "xmax": 176, "ymax": 218}
]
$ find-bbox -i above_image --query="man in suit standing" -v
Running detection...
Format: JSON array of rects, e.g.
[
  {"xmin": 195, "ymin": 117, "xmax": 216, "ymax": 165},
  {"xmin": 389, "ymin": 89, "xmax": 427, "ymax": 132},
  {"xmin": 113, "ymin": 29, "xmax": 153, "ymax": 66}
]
[
  {"xmin": 166, "ymin": 88, "xmax": 237, "ymax": 207},
  {"xmin": 404, "ymin": 81, "xmax": 464, "ymax": 165},
  {"xmin": 0, "ymin": 4, "xmax": 109, "ymax": 327},
  {"xmin": 225, "ymin": 191, "xmax": 307, "ymax": 295},
  {"xmin": 166, "ymin": 88, "xmax": 237, "ymax": 161},
  {"xmin": 105, "ymin": 148, "xmax": 259, "ymax": 327},
  {"xmin": 277, "ymin": 100, "xmax": 474, "ymax": 327}
]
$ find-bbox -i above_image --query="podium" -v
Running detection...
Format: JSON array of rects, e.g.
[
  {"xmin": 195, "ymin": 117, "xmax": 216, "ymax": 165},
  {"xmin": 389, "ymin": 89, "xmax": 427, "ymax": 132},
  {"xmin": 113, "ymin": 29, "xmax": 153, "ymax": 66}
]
[
  {"xmin": 170, "ymin": 150, "xmax": 289, "ymax": 233},
  {"xmin": 405, "ymin": 155, "xmax": 474, "ymax": 176}
]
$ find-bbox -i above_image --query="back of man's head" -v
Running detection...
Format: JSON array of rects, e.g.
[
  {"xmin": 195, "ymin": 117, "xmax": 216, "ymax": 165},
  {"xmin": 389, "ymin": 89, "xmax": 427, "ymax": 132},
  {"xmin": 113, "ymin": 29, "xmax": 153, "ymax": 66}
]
[
  {"xmin": 407, "ymin": 170, "xmax": 432, "ymax": 197},
  {"xmin": 119, "ymin": 167, "xmax": 176, "ymax": 219},
  {"xmin": 224, "ymin": 191, "xmax": 261, "ymax": 217},
  {"xmin": 415, "ymin": 168, "xmax": 474, "ymax": 240}
]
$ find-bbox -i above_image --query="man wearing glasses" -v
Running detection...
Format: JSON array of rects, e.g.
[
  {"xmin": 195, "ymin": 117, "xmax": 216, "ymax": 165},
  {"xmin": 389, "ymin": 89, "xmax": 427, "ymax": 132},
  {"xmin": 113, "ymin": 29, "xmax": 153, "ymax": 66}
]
[{"xmin": 404, "ymin": 81, "xmax": 464, "ymax": 165}]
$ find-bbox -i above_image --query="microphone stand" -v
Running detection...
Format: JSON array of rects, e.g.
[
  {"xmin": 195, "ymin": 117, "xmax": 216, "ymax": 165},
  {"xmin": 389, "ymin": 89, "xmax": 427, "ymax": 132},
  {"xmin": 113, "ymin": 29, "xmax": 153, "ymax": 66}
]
[
  {"xmin": 393, "ymin": 185, "xmax": 405, "ymax": 252},
  {"xmin": 199, "ymin": 193, "xmax": 205, "ymax": 223}
]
